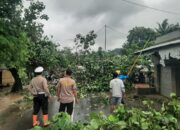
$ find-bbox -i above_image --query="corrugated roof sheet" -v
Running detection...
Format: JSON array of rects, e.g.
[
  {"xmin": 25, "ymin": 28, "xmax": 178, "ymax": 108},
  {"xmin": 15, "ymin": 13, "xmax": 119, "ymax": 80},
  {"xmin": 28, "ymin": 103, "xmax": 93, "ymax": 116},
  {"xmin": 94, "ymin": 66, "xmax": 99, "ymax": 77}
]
[{"xmin": 135, "ymin": 39, "xmax": 180, "ymax": 54}]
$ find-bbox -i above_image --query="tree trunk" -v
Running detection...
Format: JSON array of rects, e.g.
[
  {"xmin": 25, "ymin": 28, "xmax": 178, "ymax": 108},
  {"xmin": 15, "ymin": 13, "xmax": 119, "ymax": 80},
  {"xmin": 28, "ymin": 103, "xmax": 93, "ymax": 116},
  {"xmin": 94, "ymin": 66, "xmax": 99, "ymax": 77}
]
[
  {"xmin": 0, "ymin": 70, "xmax": 2, "ymax": 89},
  {"xmin": 9, "ymin": 68, "xmax": 23, "ymax": 92}
]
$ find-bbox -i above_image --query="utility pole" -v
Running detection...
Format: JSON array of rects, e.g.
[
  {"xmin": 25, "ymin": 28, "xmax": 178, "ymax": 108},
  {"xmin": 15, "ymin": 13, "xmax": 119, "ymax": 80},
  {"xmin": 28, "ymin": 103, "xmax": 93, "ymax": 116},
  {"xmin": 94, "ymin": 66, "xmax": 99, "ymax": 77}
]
[{"xmin": 105, "ymin": 24, "xmax": 106, "ymax": 50}]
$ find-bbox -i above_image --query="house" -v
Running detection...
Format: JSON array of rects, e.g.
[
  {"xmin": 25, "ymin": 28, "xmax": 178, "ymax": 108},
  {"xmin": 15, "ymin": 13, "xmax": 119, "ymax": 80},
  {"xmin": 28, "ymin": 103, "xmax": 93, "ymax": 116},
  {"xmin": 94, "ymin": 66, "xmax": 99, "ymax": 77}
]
[{"xmin": 135, "ymin": 31, "xmax": 180, "ymax": 97}]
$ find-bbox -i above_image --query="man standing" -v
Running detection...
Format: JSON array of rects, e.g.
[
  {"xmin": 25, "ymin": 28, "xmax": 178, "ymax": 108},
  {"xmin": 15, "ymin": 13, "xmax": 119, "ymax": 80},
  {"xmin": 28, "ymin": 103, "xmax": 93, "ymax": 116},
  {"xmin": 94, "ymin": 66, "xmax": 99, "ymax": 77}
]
[
  {"xmin": 116, "ymin": 69, "xmax": 128, "ymax": 104},
  {"xmin": 110, "ymin": 71, "xmax": 125, "ymax": 113},
  {"xmin": 56, "ymin": 68, "xmax": 78, "ymax": 116},
  {"xmin": 28, "ymin": 66, "xmax": 51, "ymax": 127}
]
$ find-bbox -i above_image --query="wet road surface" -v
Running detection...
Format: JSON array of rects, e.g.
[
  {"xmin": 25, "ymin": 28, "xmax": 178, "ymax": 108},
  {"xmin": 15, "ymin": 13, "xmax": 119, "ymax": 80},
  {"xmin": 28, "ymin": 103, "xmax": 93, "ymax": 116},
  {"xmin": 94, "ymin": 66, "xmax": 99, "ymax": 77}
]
[{"xmin": 3, "ymin": 95, "xmax": 110, "ymax": 130}]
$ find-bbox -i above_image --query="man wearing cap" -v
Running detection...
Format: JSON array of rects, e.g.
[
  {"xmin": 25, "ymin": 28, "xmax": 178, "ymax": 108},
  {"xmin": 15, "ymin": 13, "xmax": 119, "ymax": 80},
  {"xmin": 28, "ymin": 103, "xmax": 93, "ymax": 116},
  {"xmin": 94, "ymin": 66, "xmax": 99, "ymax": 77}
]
[
  {"xmin": 115, "ymin": 70, "xmax": 128, "ymax": 104},
  {"xmin": 28, "ymin": 66, "xmax": 51, "ymax": 127},
  {"xmin": 116, "ymin": 70, "xmax": 129, "ymax": 81},
  {"xmin": 56, "ymin": 68, "xmax": 78, "ymax": 116},
  {"xmin": 109, "ymin": 71, "xmax": 125, "ymax": 113}
]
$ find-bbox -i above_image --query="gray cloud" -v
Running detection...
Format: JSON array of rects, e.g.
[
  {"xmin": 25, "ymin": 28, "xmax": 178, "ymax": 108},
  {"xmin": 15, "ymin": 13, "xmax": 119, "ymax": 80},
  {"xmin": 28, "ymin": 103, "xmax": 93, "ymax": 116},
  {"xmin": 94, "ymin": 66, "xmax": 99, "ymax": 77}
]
[
  {"xmin": 44, "ymin": 0, "xmax": 145, "ymax": 26},
  {"xmin": 34, "ymin": 0, "xmax": 180, "ymax": 50}
]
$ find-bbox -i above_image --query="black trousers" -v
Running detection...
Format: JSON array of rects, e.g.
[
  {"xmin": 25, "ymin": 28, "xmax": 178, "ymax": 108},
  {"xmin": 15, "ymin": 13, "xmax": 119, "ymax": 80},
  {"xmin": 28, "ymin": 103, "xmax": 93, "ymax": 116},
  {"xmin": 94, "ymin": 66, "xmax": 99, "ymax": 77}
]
[
  {"xmin": 33, "ymin": 94, "xmax": 48, "ymax": 115},
  {"xmin": 59, "ymin": 102, "xmax": 74, "ymax": 115}
]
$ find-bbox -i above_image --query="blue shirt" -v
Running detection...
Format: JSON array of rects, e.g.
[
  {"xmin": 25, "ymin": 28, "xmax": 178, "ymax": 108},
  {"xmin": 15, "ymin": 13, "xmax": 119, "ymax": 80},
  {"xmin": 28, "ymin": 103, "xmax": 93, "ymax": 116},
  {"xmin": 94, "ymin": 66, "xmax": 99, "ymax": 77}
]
[{"xmin": 118, "ymin": 75, "xmax": 128, "ymax": 81}]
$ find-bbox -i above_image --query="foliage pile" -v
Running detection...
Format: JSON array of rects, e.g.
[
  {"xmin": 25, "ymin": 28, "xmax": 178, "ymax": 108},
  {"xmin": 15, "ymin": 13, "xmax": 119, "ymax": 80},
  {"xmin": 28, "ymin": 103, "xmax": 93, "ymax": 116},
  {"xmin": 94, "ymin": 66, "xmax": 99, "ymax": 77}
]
[
  {"xmin": 73, "ymin": 54, "xmax": 133, "ymax": 96},
  {"xmin": 31, "ymin": 96, "xmax": 180, "ymax": 130}
]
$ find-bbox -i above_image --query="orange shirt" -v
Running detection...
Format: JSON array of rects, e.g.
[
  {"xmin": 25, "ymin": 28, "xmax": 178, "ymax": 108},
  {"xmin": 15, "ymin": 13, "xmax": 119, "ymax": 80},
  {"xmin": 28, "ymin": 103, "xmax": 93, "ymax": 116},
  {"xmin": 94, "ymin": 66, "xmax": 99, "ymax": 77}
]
[{"xmin": 56, "ymin": 77, "xmax": 77, "ymax": 103}]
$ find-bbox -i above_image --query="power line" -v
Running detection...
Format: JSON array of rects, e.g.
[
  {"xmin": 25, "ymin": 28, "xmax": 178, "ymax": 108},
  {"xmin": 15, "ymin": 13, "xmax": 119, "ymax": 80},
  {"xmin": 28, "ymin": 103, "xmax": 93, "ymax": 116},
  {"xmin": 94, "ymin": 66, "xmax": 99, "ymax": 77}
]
[
  {"xmin": 106, "ymin": 25, "xmax": 128, "ymax": 36},
  {"xmin": 62, "ymin": 25, "xmax": 127, "ymax": 51},
  {"xmin": 103, "ymin": 24, "xmax": 128, "ymax": 50},
  {"xmin": 121, "ymin": 0, "xmax": 180, "ymax": 16},
  {"xmin": 95, "ymin": 26, "xmax": 104, "ymax": 34}
]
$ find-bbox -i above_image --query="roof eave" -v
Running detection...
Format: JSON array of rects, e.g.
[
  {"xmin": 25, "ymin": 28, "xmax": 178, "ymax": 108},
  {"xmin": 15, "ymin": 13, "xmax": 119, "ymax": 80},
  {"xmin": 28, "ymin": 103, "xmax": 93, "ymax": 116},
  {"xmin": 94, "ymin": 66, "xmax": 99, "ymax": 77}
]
[{"xmin": 134, "ymin": 39, "xmax": 180, "ymax": 55}]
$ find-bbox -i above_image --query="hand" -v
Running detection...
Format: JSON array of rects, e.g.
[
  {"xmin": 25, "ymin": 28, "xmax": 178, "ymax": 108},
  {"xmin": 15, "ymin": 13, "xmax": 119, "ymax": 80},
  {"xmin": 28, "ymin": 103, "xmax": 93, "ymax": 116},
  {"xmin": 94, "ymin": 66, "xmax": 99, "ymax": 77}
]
[
  {"xmin": 75, "ymin": 98, "xmax": 80, "ymax": 104},
  {"xmin": 48, "ymin": 95, "xmax": 52, "ymax": 101},
  {"xmin": 48, "ymin": 95, "xmax": 52, "ymax": 98},
  {"xmin": 57, "ymin": 97, "xmax": 60, "ymax": 102}
]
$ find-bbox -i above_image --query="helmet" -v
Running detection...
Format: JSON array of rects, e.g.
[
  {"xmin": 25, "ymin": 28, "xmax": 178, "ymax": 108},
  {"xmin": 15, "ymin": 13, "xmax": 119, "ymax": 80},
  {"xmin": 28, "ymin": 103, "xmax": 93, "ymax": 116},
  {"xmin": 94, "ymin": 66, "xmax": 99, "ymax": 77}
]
[
  {"xmin": 34, "ymin": 66, "xmax": 44, "ymax": 73},
  {"xmin": 115, "ymin": 70, "xmax": 120, "ymax": 75}
]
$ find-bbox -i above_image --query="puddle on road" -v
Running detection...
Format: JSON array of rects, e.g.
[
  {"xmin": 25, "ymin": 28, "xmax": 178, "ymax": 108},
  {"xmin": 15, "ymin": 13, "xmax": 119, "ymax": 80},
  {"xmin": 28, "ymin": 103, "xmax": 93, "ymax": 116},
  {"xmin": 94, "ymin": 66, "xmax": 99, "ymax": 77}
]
[
  {"xmin": 0, "ymin": 93, "xmax": 110, "ymax": 130},
  {"xmin": 49, "ymin": 94, "xmax": 110, "ymax": 122}
]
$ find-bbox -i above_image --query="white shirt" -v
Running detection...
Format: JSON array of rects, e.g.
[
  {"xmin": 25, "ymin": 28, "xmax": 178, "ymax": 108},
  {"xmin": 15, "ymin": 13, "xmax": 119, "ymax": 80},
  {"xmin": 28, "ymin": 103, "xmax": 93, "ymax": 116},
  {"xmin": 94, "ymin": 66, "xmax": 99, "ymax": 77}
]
[{"xmin": 110, "ymin": 78, "xmax": 125, "ymax": 97}]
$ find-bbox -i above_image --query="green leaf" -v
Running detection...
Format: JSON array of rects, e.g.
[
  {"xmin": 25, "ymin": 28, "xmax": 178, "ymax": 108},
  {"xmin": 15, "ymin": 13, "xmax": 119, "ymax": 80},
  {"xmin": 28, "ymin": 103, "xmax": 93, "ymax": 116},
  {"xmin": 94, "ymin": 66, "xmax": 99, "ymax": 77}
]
[
  {"xmin": 90, "ymin": 119, "xmax": 100, "ymax": 129},
  {"xmin": 31, "ymin": 126, "xmax": 43, "ymax": 130},
  {"xmin": 141, "ymin": 122, "xmax": 149, "ymax": 130},
  {"xmin": 108, "ymin": 115, "xmax": 118, "ymax": 122},
  {"xmin": 116, "ymin": 121, "xmax": 127, "ymax": 129},
  {"xmin": 142, "ymin": 100, "xmax": 148, "ymax": 105},
  {"xmin": 170, "ymin": 93, "xmax": 176, "ymax": 98}
]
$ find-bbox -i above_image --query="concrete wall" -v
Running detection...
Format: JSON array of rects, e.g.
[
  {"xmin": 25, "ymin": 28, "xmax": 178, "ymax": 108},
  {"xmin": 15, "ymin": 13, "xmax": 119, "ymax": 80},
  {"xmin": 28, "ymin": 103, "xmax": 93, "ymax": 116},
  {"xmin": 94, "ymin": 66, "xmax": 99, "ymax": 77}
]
[
  {"xmin": 174, "ymin": 67, "xmax": 180, "ymax": 97},
  {"xmin": 154, "ymin": 65, "xmax": 159, "ymax": 92},
  {"xmin": 160, "ymin": 67, "xmax": 172, "ymax": 97}
]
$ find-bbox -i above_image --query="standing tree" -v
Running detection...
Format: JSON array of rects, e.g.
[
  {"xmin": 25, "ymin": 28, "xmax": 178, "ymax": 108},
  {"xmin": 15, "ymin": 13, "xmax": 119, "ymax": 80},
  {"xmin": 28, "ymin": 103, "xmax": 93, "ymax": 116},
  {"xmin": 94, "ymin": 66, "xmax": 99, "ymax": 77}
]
[
  {"xmin": 57, "ymin": 47, "xmax": 76, "ymax": 68},
  {"xmin": 23, "ymin": 0, "xmax": 48, "ymax": 68},
  {"xmin": 23, "ymin": 0, "xmax": 60, "ymax": 73},
  {"xmin": 74, "ymin": 30, "xmax": 97, "ymax": 55},
  {"xmin": 122, "ymin": 27, "xmax": 157, "ymax": 55},
  {"xmin": 0, "ymin": 0, "xmax": 30, "ymax": 92},
  {"xmin": 155, "ymin": 19, "xmax": 180, "ymax": 36},
  {"xmin": 0, "ymin": 0, "xmax": 58, "ymax": 92},
  {"xmin": 74, "ymin": 30, "xmax": 97, "ymax": 64}
]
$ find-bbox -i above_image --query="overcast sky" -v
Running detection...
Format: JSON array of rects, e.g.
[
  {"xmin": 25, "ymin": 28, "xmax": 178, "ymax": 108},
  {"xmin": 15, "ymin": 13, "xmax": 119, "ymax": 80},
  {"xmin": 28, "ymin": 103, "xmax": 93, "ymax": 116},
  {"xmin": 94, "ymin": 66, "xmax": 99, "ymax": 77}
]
[{"xmin": 25, "ymin": 0, "xmax": 180, "ymax": 50}]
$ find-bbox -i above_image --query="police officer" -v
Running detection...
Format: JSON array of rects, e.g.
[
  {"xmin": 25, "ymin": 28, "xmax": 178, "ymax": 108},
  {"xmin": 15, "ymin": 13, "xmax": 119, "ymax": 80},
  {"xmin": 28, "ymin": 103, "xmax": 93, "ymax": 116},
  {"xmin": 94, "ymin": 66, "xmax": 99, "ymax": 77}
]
[
  {"xmin": 56, "ymin": 68, "xmax": 78, "ymax": 116},
  {"xmin": 28, "ymin": 66, "xmax": 51, "ymax": 127}
]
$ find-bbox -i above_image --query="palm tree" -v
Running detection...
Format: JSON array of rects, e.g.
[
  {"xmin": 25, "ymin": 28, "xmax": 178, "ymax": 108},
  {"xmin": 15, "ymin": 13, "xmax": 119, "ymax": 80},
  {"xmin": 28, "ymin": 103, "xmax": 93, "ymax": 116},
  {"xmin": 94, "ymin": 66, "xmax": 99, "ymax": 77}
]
[{"xmin": 155, "ymin": 19, "xmax": 180, "ymax": 36}]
